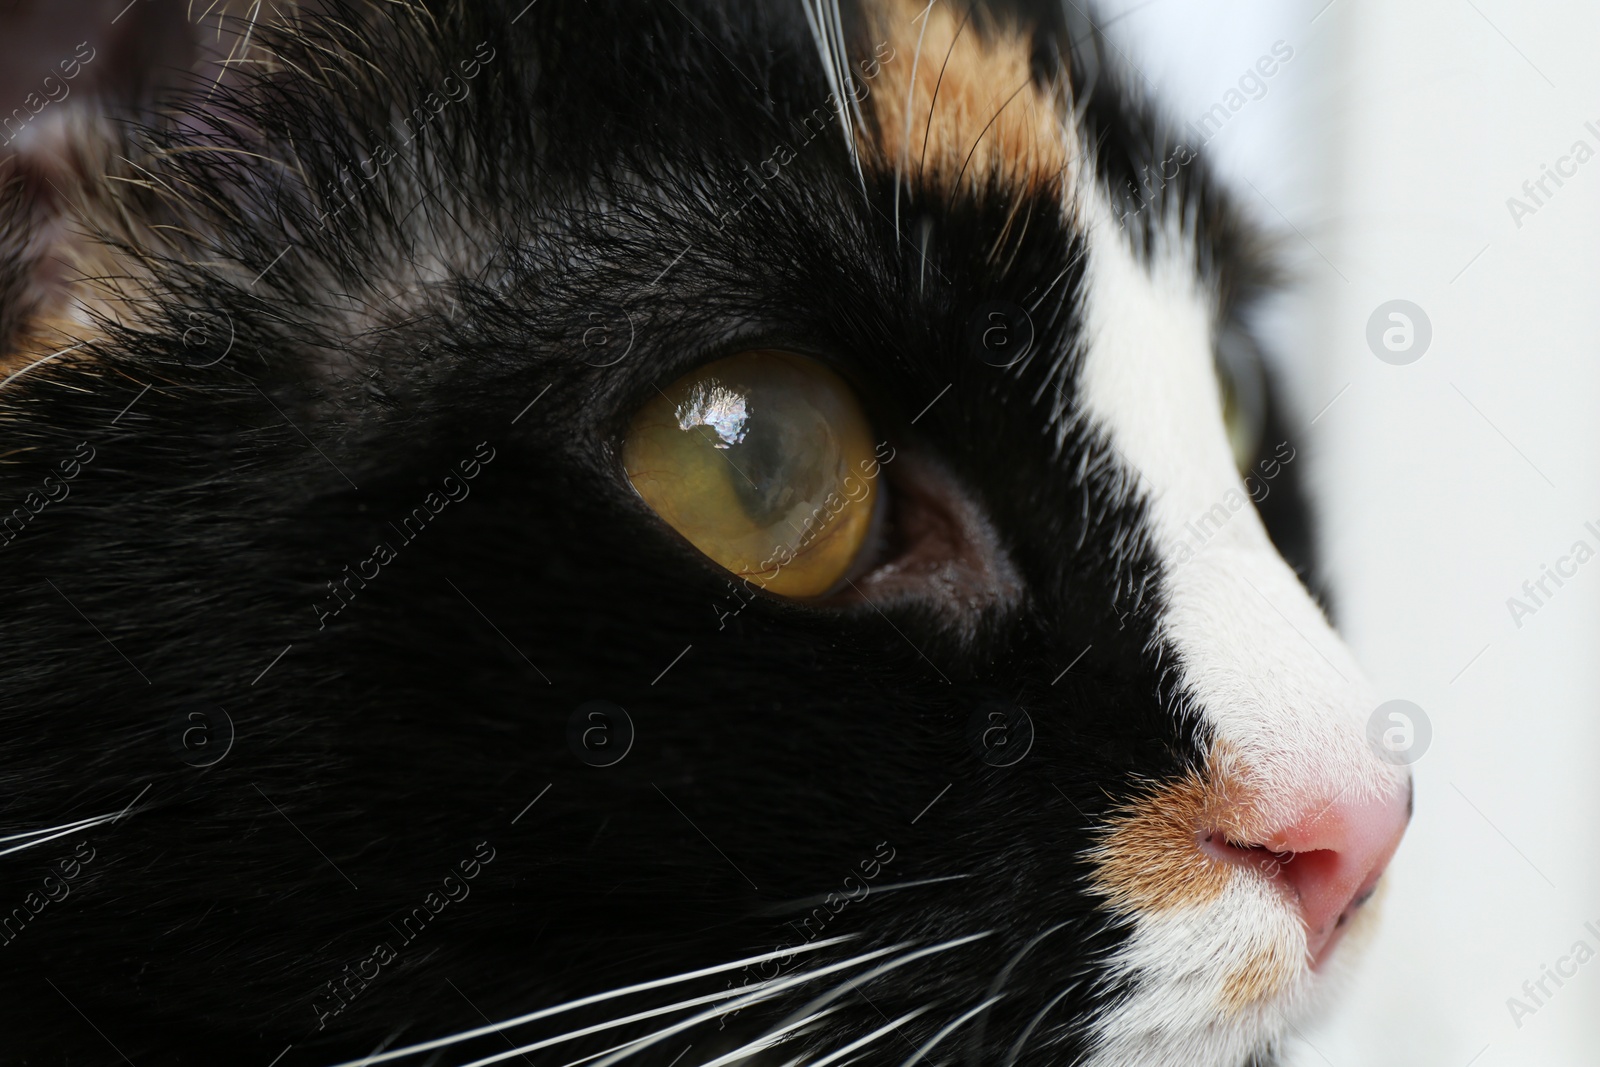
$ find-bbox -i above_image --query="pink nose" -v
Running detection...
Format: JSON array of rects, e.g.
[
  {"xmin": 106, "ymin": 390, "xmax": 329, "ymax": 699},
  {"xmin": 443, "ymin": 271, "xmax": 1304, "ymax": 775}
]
[{"xmin": 1205, "ymin": 780, "xmax": 1412, "ymax": 967}]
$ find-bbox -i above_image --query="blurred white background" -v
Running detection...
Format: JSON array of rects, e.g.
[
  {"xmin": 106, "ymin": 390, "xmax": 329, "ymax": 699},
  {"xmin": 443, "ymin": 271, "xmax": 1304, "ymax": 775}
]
[{"xmin": 1096, "ymin": 0, "xmax": 1600, "ymax": 1063}]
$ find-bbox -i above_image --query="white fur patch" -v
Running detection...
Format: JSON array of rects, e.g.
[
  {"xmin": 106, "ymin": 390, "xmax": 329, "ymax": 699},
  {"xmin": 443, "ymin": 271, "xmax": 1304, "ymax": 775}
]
[{"xmin": 1066, "ymin": 176, "xmax": 1407, "ymax": 1064}]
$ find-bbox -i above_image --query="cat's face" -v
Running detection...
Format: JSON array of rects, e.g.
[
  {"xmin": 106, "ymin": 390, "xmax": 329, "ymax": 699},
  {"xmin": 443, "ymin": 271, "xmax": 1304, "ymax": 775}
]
[{"xmin": 0, "ymin": 2, "xmax": 1409, "ymax": 1065}]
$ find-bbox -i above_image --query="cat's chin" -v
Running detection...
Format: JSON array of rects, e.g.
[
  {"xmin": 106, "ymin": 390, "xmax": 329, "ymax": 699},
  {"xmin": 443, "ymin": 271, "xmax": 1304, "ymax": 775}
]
[{"xmin": 1084, "ymin": 878, "xmax": 1392, "ymax": 1067}]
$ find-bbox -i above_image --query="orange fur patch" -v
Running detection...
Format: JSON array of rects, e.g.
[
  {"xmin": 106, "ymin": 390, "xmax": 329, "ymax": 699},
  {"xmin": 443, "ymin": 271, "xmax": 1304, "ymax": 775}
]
[
  {"xmin": 0, "ymin": 122, "xmax": 124, "ymax": 386},
  {"xmin": 0, "ymin": 318, "xmax": 98, "ymax": 384},
  {"xmin": 857, "ymin": 0, "xmax": 1072, "ymax": 201},
  {"xmin": 1086, "ymin": 769, "xmax": 1233, "ymax": 913},
  {"xmin": 1218, "ymin": 943, "xmax": 1300, "ymax": 1014},
  {"xmin": 1, "ymin": 257, "xmax": 116, "ymax": 386},
  {"xmin": 1086, "ymin": 748, "xmax": 1262, "ymax": 914}
]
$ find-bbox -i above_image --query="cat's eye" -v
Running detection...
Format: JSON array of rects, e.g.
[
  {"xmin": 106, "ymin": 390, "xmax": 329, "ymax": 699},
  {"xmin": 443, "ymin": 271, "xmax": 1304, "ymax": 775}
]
[
  {"xmin": 1216, "ymin": 325, "xmax": 1266, "ymax": 473},
  {"xmin": 621, "ymin": 351, "xmax": 880, "ymax": 598}
]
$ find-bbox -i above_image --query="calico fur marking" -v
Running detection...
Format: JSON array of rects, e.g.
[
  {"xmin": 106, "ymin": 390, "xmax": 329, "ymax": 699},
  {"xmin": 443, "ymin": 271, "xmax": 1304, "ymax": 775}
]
[{"xmin": 857, "ymin": 0, "xmax": 1072, "ymax": 201}]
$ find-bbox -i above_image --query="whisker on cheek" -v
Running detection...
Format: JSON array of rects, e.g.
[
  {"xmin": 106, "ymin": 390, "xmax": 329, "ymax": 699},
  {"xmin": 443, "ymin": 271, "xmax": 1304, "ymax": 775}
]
[{"xmin": 322, "ymin": 937, "xmax": 862, "ymax": 1067}]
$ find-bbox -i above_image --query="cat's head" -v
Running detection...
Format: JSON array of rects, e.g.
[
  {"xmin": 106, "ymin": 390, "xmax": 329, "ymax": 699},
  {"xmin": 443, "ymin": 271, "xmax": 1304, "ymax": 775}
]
[{"xmin": 0, "ymin": 2, "xmax": 1409, "ymax": 1065}]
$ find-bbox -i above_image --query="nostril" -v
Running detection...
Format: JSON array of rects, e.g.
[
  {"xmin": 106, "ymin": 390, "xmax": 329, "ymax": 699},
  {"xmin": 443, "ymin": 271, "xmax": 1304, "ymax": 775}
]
[
  {"xmin": 1201, "ymin": 783, "xmax": 1412, "ymax": 969},
  {"xmin": 1196, "ymin": 831, "xmax": 1297, "ymax": 879}
]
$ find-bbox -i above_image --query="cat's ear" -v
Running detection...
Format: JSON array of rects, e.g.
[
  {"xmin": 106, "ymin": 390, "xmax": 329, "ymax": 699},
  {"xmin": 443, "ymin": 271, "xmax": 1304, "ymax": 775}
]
[{"xmin": 0, "ymin": 1, "xmax": 269, "ymax": 370}]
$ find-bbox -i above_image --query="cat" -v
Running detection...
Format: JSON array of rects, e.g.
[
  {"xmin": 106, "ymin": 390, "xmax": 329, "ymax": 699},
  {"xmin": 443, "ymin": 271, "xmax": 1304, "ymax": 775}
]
[{"xmin": 0, "ymin": 2, "xmax": 1410, "ymax": 1065}]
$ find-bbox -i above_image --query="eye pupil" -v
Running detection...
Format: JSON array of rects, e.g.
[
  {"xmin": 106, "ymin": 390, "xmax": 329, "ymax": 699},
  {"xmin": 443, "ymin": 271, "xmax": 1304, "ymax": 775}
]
[
  {"xmin": 733, "ymin": 437, "xmax": 798, "ymax": 525},
  {"xmin": 623, "ymin": 351, "xmax": 879, "ymax": 598}
]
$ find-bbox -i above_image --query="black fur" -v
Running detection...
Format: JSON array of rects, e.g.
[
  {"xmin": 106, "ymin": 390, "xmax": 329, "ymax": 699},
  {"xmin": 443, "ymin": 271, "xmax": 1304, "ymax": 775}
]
[{"xmin": 0, "ymin": 2, "xmax": 1307, "ymax": 1064}]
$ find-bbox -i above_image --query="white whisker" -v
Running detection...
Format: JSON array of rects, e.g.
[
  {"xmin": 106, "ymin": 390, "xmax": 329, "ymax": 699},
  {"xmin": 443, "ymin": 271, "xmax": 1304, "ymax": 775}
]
[
  {"xmin": 209, "ymin": 0, "xmax": 263, "ymax": 98},
  {"xmin": 758, "ymin": 874, "xmax": 973, "ymax": 916},
  {"xmin": 801, "ymin": 0, "xmax": 867, "ymax": 196},
  {"xmin": 0, "ymin": 814, "xmax": 122, "ymax": 858},
  {"xmin": 559, "ymin": 1008, "xmax": 840, "ymax": 1067},
  {"xmin": 971, "ymin": 922, "xmax": 1069, "ymax": 1054},
  {"xmin": 690, "ymin": 1008, "xmax": 841, "ymax": 1067},
  {"xmin": 762, "ymin": 931, "xmax": 992, "ymax": 1038},
  {"xmin": 827, "ymin": 0, "xmax": 867, "ymax": 183},
  {"xmin": 856, "ymin": 874, "xmax": 972, "ymax": 896},
  {"xmin": 802, "ymin": 1007, "xmax": 932, "ymax": 1067},
  {"xmin": 0, "ymin": 812, "xmax": 118, "ymax": 845},
  {"xmin": 473, "ymin": 944, "xmax": 913, "ymax": 1067},
  {"xmin": 894, "ymin": 996, "xmax": 1001, "ymax": 1067},
  {"xmin": 697, "ymin": 1011, "xmax": 851, "ymax": 1067},
  {"xmin": 322, "ymin": 936, "xmax": 857, "ymax": 1067},
  {"xmin": 917, "ymin": 216, "xmax": 932, "ymax": 295},
  {"xmin": 0, "ymin": 341, "xmax": 90, "ymax": 392},
  {"xmin": 453, "ymin": 984, "xmax": 773, "ymax": 1067},
  {"xmin": 715, "ymin": 931, "xmax": 993, "ymax": 1067},
  {"xmin": 895, "ymin": 0, "xmax": 938, "ymax": 241},
  {"xmin": 1001, "ymin": 986, "xmax": 1074, "ymax": 1067},
  {"xmin": 585, "ymin": 941, "xmax": 942, "ymax": 1067}
]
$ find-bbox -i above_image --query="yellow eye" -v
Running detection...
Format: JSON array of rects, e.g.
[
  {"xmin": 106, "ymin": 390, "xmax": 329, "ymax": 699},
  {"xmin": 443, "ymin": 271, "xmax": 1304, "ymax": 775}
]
[{"xmin": 621, "ymin": 351, "xmax": 880, "ymax": 599}]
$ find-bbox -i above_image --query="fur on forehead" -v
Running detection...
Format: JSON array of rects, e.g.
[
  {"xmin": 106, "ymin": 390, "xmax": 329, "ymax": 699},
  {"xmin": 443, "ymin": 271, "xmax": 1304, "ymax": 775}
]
[{"xmin": 852, "ymin": 0, "xmax": 1075, "ymax": 202}]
